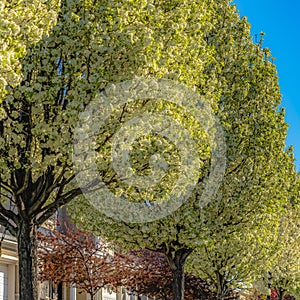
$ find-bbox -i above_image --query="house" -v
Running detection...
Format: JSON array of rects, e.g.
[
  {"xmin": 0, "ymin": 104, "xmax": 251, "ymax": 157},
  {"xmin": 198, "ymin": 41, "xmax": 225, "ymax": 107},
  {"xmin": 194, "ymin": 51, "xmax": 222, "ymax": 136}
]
[
  {"xmin": 0, "ymin": 229, "xmax": 153, "ymax": 300},
  {"xmin": 0, "ymin": 228, "xmax": 18, "ymax": 300}
]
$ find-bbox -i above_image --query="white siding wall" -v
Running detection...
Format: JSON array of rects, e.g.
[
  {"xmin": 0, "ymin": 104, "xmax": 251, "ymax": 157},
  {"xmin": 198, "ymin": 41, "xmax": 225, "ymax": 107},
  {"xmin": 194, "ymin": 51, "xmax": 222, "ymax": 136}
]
[{"xmin": 0, "ymin": 265, "xmax": 8, "ymax": 300}]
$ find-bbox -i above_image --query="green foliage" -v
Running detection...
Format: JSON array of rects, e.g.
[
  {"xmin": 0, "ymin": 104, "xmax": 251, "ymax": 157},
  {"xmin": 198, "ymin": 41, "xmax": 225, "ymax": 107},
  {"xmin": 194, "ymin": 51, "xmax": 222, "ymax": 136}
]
[
  {"xmin": 0, "ymin": 0, "xmax": 59, "ymax": 100},
  {"xmin": 0, "ymin": 0, "xmax": 296, "ymax": 298},
  {"xmin": 0, "ymin": 2, "xmax": 218, "ymax": 298},
  {"xmin": 69, "ymin": 3, "xmax": 293, "ymax": 293},
  {"xmin": 268, "ymin": 204, "xmax": 300, "ymax": 298}
]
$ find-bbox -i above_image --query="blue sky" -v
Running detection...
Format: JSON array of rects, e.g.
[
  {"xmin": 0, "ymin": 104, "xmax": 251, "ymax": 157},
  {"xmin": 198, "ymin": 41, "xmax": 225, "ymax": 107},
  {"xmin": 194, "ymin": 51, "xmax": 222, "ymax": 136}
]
[{"xmin": 233, "ymin": 0, "xmax": 300, "ymax": 170}]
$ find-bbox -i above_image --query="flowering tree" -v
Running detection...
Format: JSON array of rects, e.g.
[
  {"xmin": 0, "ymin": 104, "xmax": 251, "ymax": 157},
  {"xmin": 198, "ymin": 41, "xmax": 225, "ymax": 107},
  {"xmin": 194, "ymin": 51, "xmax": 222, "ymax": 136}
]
[
  {"xmin": 267, "ymin": 204, "xmax": 300, "ymax": 300},
  {"xmin": 1, "ymin": 0, "xmax": 206, "ymax": 298},
  {"xmin": 70, "ymin": 1, "xmax": 293, "ymax": 300},
  {"xmin": 1, "ymin": 1, "xmax": 294, "ymax": 299},
  {"xmin": 185, "ymin": 150, "xmax": 297, "ymax": 300}
]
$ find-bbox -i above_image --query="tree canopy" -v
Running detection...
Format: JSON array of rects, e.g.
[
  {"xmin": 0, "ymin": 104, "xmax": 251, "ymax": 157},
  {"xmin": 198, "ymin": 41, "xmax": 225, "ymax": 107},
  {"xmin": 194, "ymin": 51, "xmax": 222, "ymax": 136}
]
[
  {"xmin": 0, "ymin": 0, "xmax": 297, "ymax": 299},
  {"xmin": 38, "ymin": 222, "xmax": 115, "ymax": 300},
  {"xmin": 0, "ymin": 0, "xmax": 59, "ymax": 99},
  {"xmin": 69, "ymin": 1, "xmax": 294, "ymax": 300}
]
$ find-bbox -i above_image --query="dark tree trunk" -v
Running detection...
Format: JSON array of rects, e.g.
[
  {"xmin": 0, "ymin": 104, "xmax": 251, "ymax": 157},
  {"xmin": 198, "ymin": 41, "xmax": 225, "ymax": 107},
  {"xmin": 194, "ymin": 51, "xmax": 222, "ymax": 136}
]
[
  {"xmin": 216, "ymin": 271, "xmax": 228, "ymax": 300},
  {"xmin": 18, "ymin": 221, "xmax": 38, "ymax": 300},
  {"xmin": 165, "ymin": 248, "xmax": 192, "ymax": 300},
  {"xmin": 58, "ymin": 282, "xmax": 63, "ymax": 300},
  {"xmin": 89, "ymin": 291, "xmax": 97, "ymax": 300},
  {"xmin": 172, "ymin": 262, "xmax": 184, "ymax": 300},
  {"xmin": 277, "ymin": 288, "xmax": 286, "ymax": 300},
  {"xmin": 217, "ymin": 292, "xmax": 225, "ymax": 300}
]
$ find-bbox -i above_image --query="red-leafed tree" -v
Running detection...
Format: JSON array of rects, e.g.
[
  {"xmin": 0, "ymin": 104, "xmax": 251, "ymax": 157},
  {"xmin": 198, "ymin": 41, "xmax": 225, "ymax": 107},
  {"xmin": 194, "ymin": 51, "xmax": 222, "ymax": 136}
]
[
  {"xmin": 38, "ymin": 223, "xmax": 117, "ymax": 300},
  {"xmin": 113, "ymin": 249, "xmax": 221, "ymax": 300},
  {"xmin": 39, "ymin": 229, "xmax": 216, "ymax": 300},
  {"xmin": 39, "ymin": 226, "xmax": 239, "ymax": 300},
  {"xmin": 270, "ymin": 289, "xmax": 295, "ymax": 300}
]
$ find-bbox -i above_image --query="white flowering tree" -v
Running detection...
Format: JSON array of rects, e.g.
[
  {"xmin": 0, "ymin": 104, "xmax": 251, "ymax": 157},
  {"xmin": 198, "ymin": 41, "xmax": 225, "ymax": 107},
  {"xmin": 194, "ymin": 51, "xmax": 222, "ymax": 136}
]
[
  {"xmin": 0, "ymin": 1, "xmax": 295, "ymax": 300},
  {"xmin": 70, "ymin": 2, "xmax": 293, "ymax": 300},
  {"xmin": 1, "ymin": 0, "xmax": 210, "ymax": 298},
  {"xmin": 267, "ymin": 200, "xmax": 300, "ymax": 300},
  {"xmin": 0, "ymin": 0, "xmax": 59, "ymax": 99}
]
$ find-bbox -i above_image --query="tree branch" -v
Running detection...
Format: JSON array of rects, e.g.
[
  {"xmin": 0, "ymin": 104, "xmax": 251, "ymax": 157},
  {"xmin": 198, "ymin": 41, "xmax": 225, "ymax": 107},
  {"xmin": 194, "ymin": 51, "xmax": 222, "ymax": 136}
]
[
  {"xmin": 0, "ymin": 215, "xmax": 17, "ymax": 237},
  {"xmin": 0, "ymin": 202, "xmax": 19, "ymax": 225}
]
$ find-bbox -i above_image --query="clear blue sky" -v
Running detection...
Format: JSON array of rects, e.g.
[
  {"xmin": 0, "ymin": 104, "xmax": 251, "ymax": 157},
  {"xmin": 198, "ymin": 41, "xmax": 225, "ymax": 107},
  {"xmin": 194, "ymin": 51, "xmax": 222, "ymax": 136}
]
[{"xmin": 233, "ymin": 0, "xmax": 300, "ymax": 170}]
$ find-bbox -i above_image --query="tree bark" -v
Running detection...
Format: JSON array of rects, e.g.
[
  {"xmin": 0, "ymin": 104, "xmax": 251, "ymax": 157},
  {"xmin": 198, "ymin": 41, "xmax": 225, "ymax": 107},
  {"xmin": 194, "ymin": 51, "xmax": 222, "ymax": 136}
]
[
  {"xmin": 172, "ymin": 260, "xmax": 184, "ymax": 300},
  {"xmin": 18, "ymin": 221, "xmax": 38, "ymax": 300},
  {"xmin": 89, "ymin": 291, "xmax": 96, "ymax": 300},
  {"xmin": 216, "ymin": 271, "xmax": 228, "ymax": 300},
  {"xmin": 58, "ymin": 282, "xmax": 63, "ymax": 300},
  {"xmin": 217, "ymin": 292, "xmax": 225, "ymax": 300},
  {"xmin": 165, "ymin": 248, "xmax": 192, "ymax": 300},
  {"xmin": 277, "ymin": 288, "xmax": 286, "ymax": 300}
]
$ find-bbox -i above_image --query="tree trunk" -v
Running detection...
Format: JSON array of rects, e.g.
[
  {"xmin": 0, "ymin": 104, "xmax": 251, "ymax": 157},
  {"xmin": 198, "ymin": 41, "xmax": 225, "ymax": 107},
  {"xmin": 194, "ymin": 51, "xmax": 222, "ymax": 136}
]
[
  {"xmin": 172, "ymin": 260, "xmax": 184, "ymax": 300},
  {"xmin": 216, "ymin": 271, "xmax": 228, "ymax": 300},
  {"xmin": 165, "ymin": 248, "xmax": 192, "ymax": 300},
  {"xmin": 277, "ymin": 288, "xmax": 286, "ymax": 300},
  {"xmin": 58, "ymin": 282, "xmax": 63, "ymax": 300},
  {"xmin": 217, "ymin": 293, "xmax": 225, "ymax": 300},
  {"xmin": 18, "ymin": 221, "xmax": 38, "ymax": 300}
]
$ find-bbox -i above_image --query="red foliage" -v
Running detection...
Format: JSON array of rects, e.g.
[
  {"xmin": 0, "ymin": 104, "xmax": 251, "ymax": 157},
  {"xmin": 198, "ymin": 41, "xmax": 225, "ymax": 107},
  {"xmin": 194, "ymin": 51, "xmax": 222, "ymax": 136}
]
[
  {"xmin": 113, "ymin": 249, "xmax": 217, "ymax": 300},
  {"xmin": 38, "ymin": 225, "xmax": 236, "ymax": 300},
  {"xmin": 270, "ymin": 289, "xmax": 295, "ymax": 300},
  {"xmin": 38, "ymin": 223, "xmax": 117, "ymax": 300}
]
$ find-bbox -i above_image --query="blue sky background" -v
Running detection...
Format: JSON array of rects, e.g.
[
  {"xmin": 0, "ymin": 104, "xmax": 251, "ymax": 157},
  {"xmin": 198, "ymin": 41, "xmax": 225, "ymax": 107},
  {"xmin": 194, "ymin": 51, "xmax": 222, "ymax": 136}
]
[{"xmin": 233, "ymin": 0, "xmax": 300, "ymax": 170}]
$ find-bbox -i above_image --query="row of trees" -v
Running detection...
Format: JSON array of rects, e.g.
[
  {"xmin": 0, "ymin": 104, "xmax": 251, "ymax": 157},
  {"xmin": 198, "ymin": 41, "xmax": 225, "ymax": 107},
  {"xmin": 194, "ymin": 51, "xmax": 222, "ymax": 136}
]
[
  {"xmin": 38, "ymin": 224, "xmax": 217, "ymax": 300},
  {"xmin": 0, "ymin": 0, "xmax": 299, "ymax": 299},
  {"xmin": 68, "ymin": 1, "xmax": 300, "ymax": 299},
  {"xmin": 38, "ymin": 218, "xmax": 299, "ymax": 300}
]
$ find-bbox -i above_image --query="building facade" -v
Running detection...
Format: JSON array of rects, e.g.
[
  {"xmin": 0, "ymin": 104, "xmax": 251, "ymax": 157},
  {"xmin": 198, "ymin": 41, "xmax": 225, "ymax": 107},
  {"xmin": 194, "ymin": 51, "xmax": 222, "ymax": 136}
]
[
  {"xmin": 0, "ymin": 232, "xmax": 18, "ymax": 300},
  {"xmin": 0, "ymin": 220, "xmax": 155, "ymax": 300}
]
